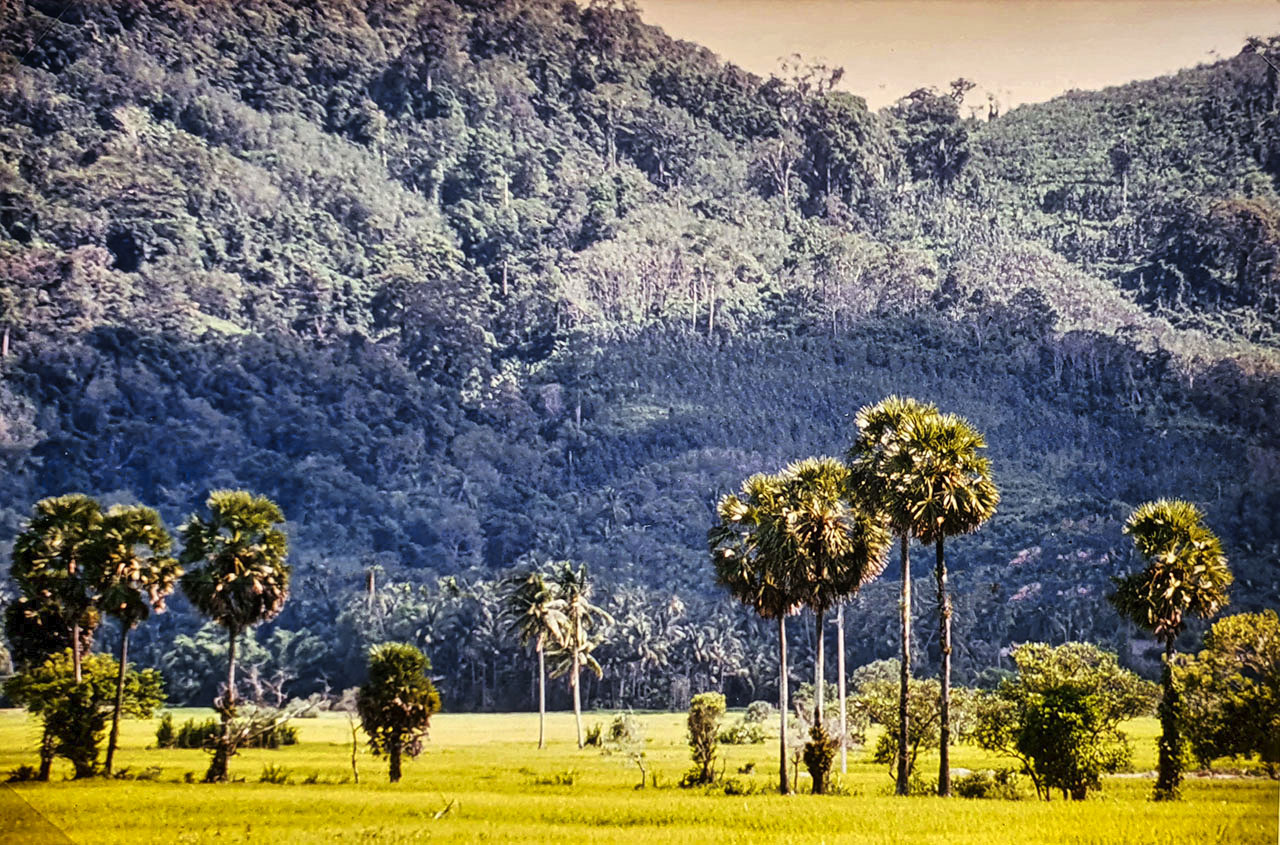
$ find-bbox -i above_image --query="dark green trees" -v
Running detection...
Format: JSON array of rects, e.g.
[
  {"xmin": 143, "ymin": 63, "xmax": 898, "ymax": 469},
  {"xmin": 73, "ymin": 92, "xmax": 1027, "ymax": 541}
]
[
  {"xmin": 1110, "ymin": 499, "xmax": 1232, "ymax": 799},
  {"xmin": 180, "ymin": 490, "xmax": 290, "ymax": 783},
  {"xmin": 357, "ymin": 643, "xmax": 442, "ymax": 783}
]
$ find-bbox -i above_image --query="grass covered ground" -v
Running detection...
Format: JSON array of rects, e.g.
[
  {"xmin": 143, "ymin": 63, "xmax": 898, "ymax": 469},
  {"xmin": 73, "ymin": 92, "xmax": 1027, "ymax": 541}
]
[{"xmin": 0, "ymin": 709, "xmax": 1275, "ymax": 844}]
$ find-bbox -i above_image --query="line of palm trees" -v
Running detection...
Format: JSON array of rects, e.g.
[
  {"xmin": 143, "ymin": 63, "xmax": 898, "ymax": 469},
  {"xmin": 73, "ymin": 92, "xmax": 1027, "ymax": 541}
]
[{"xmin": 711, "ymin": 396, "xmax": 1000, "ymax": 796}]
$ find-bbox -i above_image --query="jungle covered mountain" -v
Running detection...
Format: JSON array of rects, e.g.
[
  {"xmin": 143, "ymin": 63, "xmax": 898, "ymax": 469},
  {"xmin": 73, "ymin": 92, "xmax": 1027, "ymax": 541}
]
[{"xmin": 0, "ymin": 0, "xmax": 1276, "ymax": 707}]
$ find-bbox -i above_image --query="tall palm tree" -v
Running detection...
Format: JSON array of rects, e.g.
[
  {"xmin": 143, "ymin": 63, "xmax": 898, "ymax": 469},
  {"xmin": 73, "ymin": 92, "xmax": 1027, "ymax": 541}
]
[
  {"xmin": 180, "ymin": 490, "xmax": 290, "ymax": 783},
  {"xmin": 775, "ymin": 458, "xmax": 891, "ymax": 736},
  {"xmin": 846, "ymin": 395, "xmax": 939, "ymax": 796},
  {"xmin": 903, "ymin": 412, "xmax": 999, "ymax": 796},
  {"xmin": 99, "ymin": 505, "xmax": 180, "ymax": 776},
  {"xmin": 504, "ymin": 570, "xmax": 567, "ymax": 749},
  {"xmin": 1110, "ymin": 499, "xmax": 1231, "ymax": 800},
  {"xmin": 11, "ymin": 495, "xmax": 108, "ymax": 684},
  {"xmin": 710, "ymin": 471, "xmax": 802, "ymax": 794},
  {"xmin": 548, "ymin": 561, "xmax": 612, "ymax": 749}
]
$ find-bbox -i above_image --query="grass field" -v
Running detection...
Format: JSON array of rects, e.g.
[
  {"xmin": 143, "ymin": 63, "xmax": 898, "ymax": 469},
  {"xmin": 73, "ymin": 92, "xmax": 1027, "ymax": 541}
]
[{"xmin": 1, "ymin": 708, "xmax": 1275, "ymax": 844}]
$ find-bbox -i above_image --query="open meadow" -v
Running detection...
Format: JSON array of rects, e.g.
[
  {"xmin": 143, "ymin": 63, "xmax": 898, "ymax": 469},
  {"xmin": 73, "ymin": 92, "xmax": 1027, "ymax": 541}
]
[{"xmin": 1, "ymin": 709, "xmax": 1274, "ymax": 845}]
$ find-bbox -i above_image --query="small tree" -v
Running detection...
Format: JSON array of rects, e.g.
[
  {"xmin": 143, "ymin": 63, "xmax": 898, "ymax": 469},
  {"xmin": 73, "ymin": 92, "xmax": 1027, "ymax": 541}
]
[
  {"xmin": 972, "ymin": 642, "xmax": 1156, "ymax": 801},
  {"xmin": 1177, "ymin": 610, "xmax": 1280, "ymax": 773},
  {"xmin": 357, "ymin": 643, "xmax": 442, "ymax": 783},
  {"xmin": 685, "ymin": 691, "xmax": 725, "ymax": 785},
  {"xmin": 1110, "ymin": 499, "xmax": 1231, "ymax": 800},
  {"xmin": 4, "ymin": 649, "xmax": 164, "ymax": 779},
  {"xmin": 180, "ymin": 490, "xmax": 290, "ymax": 782}
]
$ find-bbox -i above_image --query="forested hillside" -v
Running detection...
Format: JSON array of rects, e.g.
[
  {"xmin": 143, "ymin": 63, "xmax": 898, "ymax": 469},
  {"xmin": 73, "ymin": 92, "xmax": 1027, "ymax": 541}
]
[{"xmin": 0, "ymin": 0, "xmax": 1276, "ymax": 710}]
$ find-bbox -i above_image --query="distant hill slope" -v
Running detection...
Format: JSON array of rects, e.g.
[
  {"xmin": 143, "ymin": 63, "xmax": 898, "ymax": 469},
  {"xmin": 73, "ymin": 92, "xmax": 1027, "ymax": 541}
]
[{"xmin": 0, "ymin": 1, "xmax": 1275, "ymax": 696}]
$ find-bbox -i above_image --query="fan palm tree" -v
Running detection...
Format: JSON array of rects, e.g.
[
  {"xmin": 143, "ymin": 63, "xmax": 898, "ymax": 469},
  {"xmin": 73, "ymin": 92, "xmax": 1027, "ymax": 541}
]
[
  {"xmin": 902, "ymin": 412, "xmax": 1000, "ymax": 796},
  {"xmin": 504, "ymin": 570, "xmax": 567, "ymax": 749},
  {"xmin": 775, "ymin": 458, "xmax": 891, "ymax": 733},
  {"xmin": 548, "ymin": 561, "xmax": 612, "ymax": 749},
  {"xmin": 180, "ymin": 490, "xmax": 290, "ymax": 782},
  {"xmin": 710, "ymin": 471, "xmax": 803, "ymax": 794},
  {"xmin": 1110, "ymin": 499, "xmax": 1231, "ymax": 800},
  {"xmin": 99, "ymin": 505, "xmax": 180, "ymax": 776},
  {"xmin": 10, "ymin": 495, "xmax": 108, "ymax": 684},
  {"xmin": 846, "ymin": 395, "xmax": 939, "ymax": 796}
]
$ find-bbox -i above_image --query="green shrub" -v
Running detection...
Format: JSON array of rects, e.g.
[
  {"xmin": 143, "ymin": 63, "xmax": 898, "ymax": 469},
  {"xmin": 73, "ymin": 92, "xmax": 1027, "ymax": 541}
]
[
  {"xmin": 684, "ymin": 692, "xmax": 726, "ymax": 786},
  {"xmin": 803, "ymin": 724, "xmax": 838, "ymax": 794},
  {"xmin": 154, "ymin": 712, "xmax": 176, "ymax": 748},
  {"xmin": 953, "ymin": 768, "xmax": 1023, "ymax": 800},
  {"xmin": 175, "ymin": 717, "xmax": 221, "ymax": 749},
  {"xmin": 584, "ymin": 722, "xmax": 603, "ymax": 747},
  {"xmin": 606, "ymin": 712, "xmax": 642, "ymax": 744},
  {"xmin": 259, "ymin": 763, "xmax": 290, "ymax": 784},
  {"xmin": 744, "ymin": 701, "xmax": 773, "ymax": 723},
  {"xmin": 717, "ymin": 719, "xmax": 765, "ymax": 745}
]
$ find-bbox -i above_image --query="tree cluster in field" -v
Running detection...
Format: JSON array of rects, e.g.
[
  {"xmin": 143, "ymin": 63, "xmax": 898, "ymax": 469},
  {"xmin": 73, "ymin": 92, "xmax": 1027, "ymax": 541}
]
[{"xmin": 0, "ymin": 0, "xmax": 1277, "ymax": 789}]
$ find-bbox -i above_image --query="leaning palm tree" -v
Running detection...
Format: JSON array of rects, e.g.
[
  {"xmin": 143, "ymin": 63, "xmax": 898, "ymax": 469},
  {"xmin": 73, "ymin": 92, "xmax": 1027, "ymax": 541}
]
[
  {"xmin": 99, "ymin": 505, "xmax": 180, "ymax": 776},
  {"xmin": 504, "ymin": 570, "xmax": 567, "ymax": 749},
  {"xmin": 902, "ymin": 412, "xmax": 1000, "ymax": 796},
  {"xmin": 846, "ymin": 395, "xmax": 939, "ymax": 796},
  {"xmin": 180, "ymin": 490, "xmax": 290, "ymax": 782},
  {"xmin": 710, "ymin": 470, "xmax": 803, "ymax": 794},
  {"xmin": 1110, "ymin": 499, "xmax": 1231, "ymax": 800},
  {"xmin": 548, "ymin": 561, "xmax": 612, "ymax": 749}
]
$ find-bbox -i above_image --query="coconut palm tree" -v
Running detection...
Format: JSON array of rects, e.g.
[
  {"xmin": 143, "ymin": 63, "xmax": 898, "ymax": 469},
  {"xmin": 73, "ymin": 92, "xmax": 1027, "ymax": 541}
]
[
  {"xmin": 10, "ymin": 494, "xmax": 108, "ymax": 684},
  {"xmin": 180, "ymin": 490, "xmax": 290, "ymax": 783},
  {"xmin": 548, "ymin": 561, "xmax": 612, "ymax": 749},
  {"xmin": 710, "ymin": 471, "xmax": 803, "ymax": 794},
  {"xmin": 99, "ymin": 505, "xmax": 180, "ymax": 776},
  {"xmin": 903, "ymin": 412, "xmax": 1000, "ymax": 796},
  {"xmin": 1110, "ymin": 499, "xmax": 1231, "ymax": 800},
  {"xmin": 846, "ymin": 395, "xmax": 939, "ymax": 796},
  {"xmin": 504, "ymin": 570, "xmax": 567, "ymax": 749}
]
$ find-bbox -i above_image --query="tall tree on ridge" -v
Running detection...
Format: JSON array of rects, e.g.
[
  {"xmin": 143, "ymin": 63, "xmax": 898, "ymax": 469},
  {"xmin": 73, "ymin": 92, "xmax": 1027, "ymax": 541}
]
[
  {"xmin": 846, "ymin": 395, "xmax": 939, "ymax": 796},
  {"xmin": 1110, "ymin": 499, "xmax": 1231, "ymax": 800},
  {"xmin": 180, "ymin": 490, "xmax": 290, "ymax": 783}
]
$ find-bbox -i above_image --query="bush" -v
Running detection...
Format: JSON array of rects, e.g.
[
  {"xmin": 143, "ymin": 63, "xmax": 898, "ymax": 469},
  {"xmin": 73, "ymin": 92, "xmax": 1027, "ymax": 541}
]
[
  {"xmin": 606, "ymin": 712, "xmax": 642, "ymax": 745},
  {"xmin": 953, "ymin": 768, "xmax": 1023, "ymax": 800},
  {"xmin": 154, "ymin": 712, "xmax": 176, "ymax": 748},
  {"xmin": 6, "ymin": 765, "xmax": 40, "ymax": 782},
  {"xmin": 584, "ymin": 722, "xmax": 603, "ymax": 747},
  {"xmin": 803, "ymin": 724, "xmax": 838, "ymax": 794},
  {"xmin": 744, "ymin": 701, "xmax": 773, "ymax": 723},
  {"xmin": 717, "ymin": 719, "xmax": 765, "ymax": 745},
  {"xmin": 684, "ymin": 692, "xmax": 726, "ymax": 786},
  {"xmin": 258, "ymin": 763, "xmax": 291, "ymax": 784},
  {"xmin": 174, "ymin": 717, "xmax": 221, "ymax": 749}
]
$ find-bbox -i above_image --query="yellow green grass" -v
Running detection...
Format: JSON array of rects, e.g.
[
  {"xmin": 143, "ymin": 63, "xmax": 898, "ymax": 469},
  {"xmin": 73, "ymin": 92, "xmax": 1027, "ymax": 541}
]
[{"xmin": 1, "ymin": 709, "xmax": 1274, "ymax": 844}]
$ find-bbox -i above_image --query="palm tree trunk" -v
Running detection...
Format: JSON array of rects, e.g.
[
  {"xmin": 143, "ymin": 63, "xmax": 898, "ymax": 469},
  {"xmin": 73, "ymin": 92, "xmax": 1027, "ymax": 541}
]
[
  {"xmin": 72, "ymin": 621, "xmax": 83, "ymax": 684},
  {"xmin": 778, "ymin": 614, "xmax": 790, "ymax": 795},
  {"xmin": 537, "ymin": 643, "xmax": 547, "ymax": 750},
  {"xmin": 936, "ymin": 537, "xmax": 952, "ymax": 797},
  {"xmin": 814, "ymin": 608, "xmax": 825, "ymax": 725},
  {"xmin": 896, "ymin": 531, "xmax": 911, "ymax": 796},
  {"xmin": 389, "ymin": 737, "xmax": 402, "ymax": 783},
  {"xmin": 37, "ymin": 724, "xmax": 53, "ymax": 781},
  {"xmin": 207, "ymin": 627, "xmax": 238, "ymax": 783},
  {"xmin": 104, "ymin": 623, "xmax": 131, "ymax": 776},
  {"xmin": 572, "ymin": 651, "xmax": 583, "ymax": 749},
  {"xmin": 1155, "ymin": 635, "xmax": 1181, "ymax": 799},
  {"xmin": 838, "ymin": 602, "xmax": 847, "ymax": 774}
]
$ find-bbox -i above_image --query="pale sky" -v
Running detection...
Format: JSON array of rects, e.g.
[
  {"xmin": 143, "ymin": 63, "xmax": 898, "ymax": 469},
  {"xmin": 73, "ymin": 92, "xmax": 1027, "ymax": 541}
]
[{"xmin": 636, "ymin": 1, "xmax": 1280, "ymax": 112}]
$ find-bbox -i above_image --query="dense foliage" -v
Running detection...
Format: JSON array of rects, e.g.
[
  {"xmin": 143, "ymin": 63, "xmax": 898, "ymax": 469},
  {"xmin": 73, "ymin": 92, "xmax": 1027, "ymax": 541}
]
[{"xmin": 0, "ymin": 0, "xmax": 1276, "ymax": 716}]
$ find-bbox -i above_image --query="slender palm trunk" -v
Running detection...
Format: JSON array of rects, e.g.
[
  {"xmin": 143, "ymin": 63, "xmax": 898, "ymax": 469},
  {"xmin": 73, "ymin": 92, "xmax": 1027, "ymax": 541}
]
[
  {"xmin": 37, "ymin": 724, "xmax": 53, "ymax": 781},
  {"xmin": 896, "ymin": 531, "xmax": 911, "ymax": 796},
  {"xmin": 814, "ymin": 608, "xmax": 825, "ymax": 725},
  {"xmin": 537, "ymin": 642, "xmax": 547, "ymax": 750},
  {"xmin": 207, "ymin": 627, "xmax": 238, "ymax": 782},
  {"xmin": 778, "ymin": 614, "xmax": 790, "ymax": 795},
  {"xmin": 1155, "ymin": 635, "xmax": 1181, "ymax": 799},
  {"xmin": 838, "ymin": 602, "xmax": 847, "ymax": 774},
  {"xmin": 104, "ymin": 623, "xmax": 131, "ymax": 776},
  {"xmin": 936, "ymin": 537, "xmax": 952, "ymax": 797},
  {"xmin": 572, "ymin": 651, "xmax": 583, "ymax": 749},
  {"xmin": 72, "ymin": 622, "xmax": 83, "ymax": 684}
]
